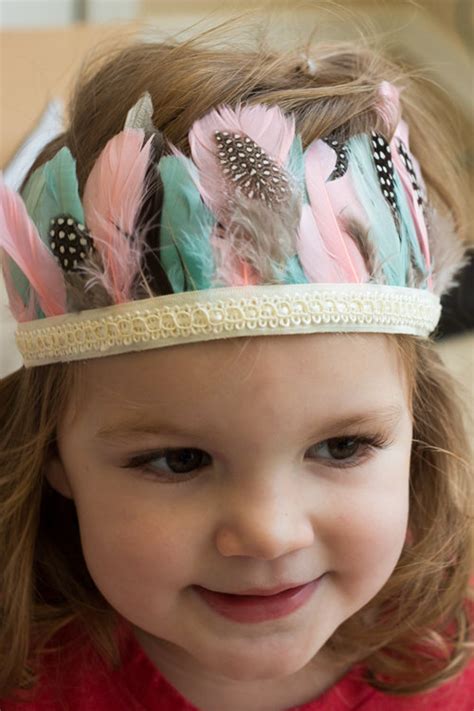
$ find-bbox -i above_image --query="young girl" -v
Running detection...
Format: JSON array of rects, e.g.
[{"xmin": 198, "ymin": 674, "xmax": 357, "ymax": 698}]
[{"xmin": 0, "ymin": 14, "xmax": 472, "ymax": 711}]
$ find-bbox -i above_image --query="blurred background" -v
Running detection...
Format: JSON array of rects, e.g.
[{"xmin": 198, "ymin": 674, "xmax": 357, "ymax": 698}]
[{"xmin": 0, "ymin": 0, "xmax": 472, "ymax": 396}]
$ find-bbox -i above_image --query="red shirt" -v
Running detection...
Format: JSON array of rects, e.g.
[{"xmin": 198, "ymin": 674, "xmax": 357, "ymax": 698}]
[{"xmin": 2, "ymin": 621, "xmax": 473, "ymax": 710}]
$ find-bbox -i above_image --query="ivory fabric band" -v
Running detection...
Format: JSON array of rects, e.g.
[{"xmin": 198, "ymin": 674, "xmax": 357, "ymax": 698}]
[{"xmin": 16, "ymin": 284, "xmax": 441, "ymax": 366}]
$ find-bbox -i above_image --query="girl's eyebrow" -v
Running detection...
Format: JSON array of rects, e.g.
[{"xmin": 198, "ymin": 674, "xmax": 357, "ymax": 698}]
[{"xmin": 93, "ymin": 404, "xmax": 405, "ymax": 442}]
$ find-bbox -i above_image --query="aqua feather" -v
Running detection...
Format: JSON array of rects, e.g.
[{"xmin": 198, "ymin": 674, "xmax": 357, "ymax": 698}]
[
  {"xmin": 282, "ymin": 254, "xmax": 310, "ymax": 285},
  {"xmin": 3, "ymin": 247, "xmax": 42, "ymax": 318},
  {"xmin": 21, "ymin": 147, "xmax": 84, "ymax": 243},
  {"xmin": 17, "ymin": 147, "xmax": 84, "ymax": 317},
  {"xmin": 286, "ymin": 135, "xmax": 309, "ymax": 205},
  {"xmin": 347, "ymin": 134, "xmax": 409, "ymax": 286},
  {"xmin": 280, "ymin": 136, "xmax": 310, "ymax": 284},
  {"xmin": 159, "ymin": 155, "xmax": 216, "ymax": 293},
  {"xmin": 13, "ymin": 171, "xmax": 49, "ymax": 317}
]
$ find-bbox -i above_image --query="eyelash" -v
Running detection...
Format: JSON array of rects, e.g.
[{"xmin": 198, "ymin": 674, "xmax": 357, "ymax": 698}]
[{"xmin": 122, "ymin": 432, "xmax": 391, "ymax": 483}]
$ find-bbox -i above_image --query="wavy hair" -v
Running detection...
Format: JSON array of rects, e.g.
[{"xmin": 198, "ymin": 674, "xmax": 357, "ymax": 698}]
[{"xmin": 1, "ymin": 8, "xmax": 472, "ymax": 702}]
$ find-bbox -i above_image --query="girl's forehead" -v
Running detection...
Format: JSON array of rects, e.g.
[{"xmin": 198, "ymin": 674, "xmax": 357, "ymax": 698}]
[
  {"xmin": 69, "ymin": 333, "xmax": 406, "ymax": 417},
  {"xmin": 87, "ymin": 333, "xmax": 390, "ymax": 382}
]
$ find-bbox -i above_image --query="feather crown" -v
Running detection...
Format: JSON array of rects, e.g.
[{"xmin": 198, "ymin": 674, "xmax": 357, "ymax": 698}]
[{"xmin": 0, "ymin": 86, "xmax": 466, "ymax": 366}]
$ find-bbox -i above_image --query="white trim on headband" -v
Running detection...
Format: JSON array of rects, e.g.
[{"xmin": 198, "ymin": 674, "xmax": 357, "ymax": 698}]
[{"xmin": 15, "ymin": 283, "xmax": 442, "ymax": 367}]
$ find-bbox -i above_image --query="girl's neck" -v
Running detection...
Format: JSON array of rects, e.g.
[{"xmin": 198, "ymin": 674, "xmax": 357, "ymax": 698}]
[{"xmin": 132, "ymin": 626, "xmax": 355, "ymax": 711}]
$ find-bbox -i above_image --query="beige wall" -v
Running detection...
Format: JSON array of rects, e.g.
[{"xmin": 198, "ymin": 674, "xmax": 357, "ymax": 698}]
[{"xmin": 0, "ymin": 22, "xmax": 141, "ymax": 169}]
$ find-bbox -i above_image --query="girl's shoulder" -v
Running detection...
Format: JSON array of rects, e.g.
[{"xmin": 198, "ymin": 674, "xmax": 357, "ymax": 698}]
[
  {"xmin": 301, "ymin": 659, "xmax": 474, "ymax": 711},
  {"xmin": 1, "ymin": 621, "xmax": 472, "ymax": 711},
  {"xmin": 0, "ymin": 619, "xmax": 196, "ymax": 711}
]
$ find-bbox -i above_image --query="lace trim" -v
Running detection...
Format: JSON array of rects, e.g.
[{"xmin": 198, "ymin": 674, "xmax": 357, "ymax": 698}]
[{"xmin": 16, "ymin": 284, "xmax": 441, "ymax": 366}]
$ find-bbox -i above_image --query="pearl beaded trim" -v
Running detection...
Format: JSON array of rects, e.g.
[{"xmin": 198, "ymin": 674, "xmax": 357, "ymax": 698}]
[{"xmin": 16, "ymin": 284, "xmax": 441, "ymax": 367}]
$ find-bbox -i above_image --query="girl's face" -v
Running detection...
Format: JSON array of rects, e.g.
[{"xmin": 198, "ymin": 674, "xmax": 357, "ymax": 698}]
[{"xmin": 47, "ymin": 334, "xmax": 412, "ymax": 684}]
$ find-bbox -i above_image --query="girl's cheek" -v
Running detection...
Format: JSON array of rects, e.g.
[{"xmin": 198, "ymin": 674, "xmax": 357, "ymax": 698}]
[
  {"xmin": 76, "ymin": 509, "xmax": 201, "ymax": 615},
  {"xmin": 322, "ymin": 490, "xmax": 409, "ymax": 599}
]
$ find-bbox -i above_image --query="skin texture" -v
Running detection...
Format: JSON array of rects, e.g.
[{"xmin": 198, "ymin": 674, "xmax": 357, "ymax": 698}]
[{"xmin": 46, "ymin": 333, "xmax": 413, "ymax": 710}]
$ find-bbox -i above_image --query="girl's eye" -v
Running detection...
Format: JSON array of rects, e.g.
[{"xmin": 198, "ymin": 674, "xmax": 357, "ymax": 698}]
[
  {"xmin": 125, "ymin": 448, "xmax": 211, "ymax": 481},
  {"xmin": 122, "ymin": 433, "xmax": 389, "ymax": 482},
  {"xmin": 306, "ymin": 434, "xmax": 389, "ymax": 468}
]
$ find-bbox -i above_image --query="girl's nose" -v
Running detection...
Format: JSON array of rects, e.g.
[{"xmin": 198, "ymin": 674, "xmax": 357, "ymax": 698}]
[{"xmin": 214, "ymin": 483, "xmax": 315, "ymax": 560}]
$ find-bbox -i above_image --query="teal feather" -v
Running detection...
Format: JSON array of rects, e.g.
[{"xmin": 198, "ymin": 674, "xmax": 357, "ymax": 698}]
[
  {"xmin": 21, "ymin": 147, "xmax": 85, "ymax": 243},
  {"xmin": 280, "ymin": 137, "xmax": 309, "ymax": 284},
  {"xmin": 17, "ymin": 147, "xmax": 84, "ymax": 318},
  {"xmin": 281, "ymin": 254, "xmax": 310, "ymax": 285},
  {"xmin": 347, "ymin": 134, "xmax": 409, "ymax": 286},
  {"xmin": 159, "ymin": 155, "xmax": 216, "ymax": 293},
  {"xmin": 15, "ymin": 169, "xmax": 46, "ymax": 316},
  {"xmin": 286, "ymin": 135, "xmax": 309, "ymax": 205},
  {"xmin": 3, "ymin": 249, "xmax": 42, "ymax": 319}
]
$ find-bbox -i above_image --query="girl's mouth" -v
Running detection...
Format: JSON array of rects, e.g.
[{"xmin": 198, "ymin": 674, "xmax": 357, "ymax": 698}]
[{"xmin": 193, "ymin": 576, "xmax": 323, "ymax": 623}]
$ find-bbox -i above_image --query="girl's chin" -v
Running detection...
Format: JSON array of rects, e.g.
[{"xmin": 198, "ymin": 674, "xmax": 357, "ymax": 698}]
[{"xmin": 193, "ymin": 635, "xmax": 324, "ymax": 682}]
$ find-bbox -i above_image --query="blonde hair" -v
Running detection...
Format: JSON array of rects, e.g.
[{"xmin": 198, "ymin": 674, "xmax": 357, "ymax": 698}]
[{"xmin": 1, "ymin": 10, "xmax": 472, "ymax": 703}]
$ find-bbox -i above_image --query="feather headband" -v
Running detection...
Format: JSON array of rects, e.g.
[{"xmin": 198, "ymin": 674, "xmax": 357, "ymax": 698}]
[{"xmin": 0, "ymin": 84, "xmax": 466, "ymax": 367}]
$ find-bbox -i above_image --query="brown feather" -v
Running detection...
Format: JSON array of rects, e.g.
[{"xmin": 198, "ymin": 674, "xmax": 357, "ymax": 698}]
[
  {"xmin": 224, "ymin": 189, "xmax": 302, "ymax": 284},
  {"xmin": 65, "ymin": 249, "xmax": 113, "ymax": 311},
  {"xmin": 340, "ymin": 216, "xmax": 387, "ymax": 284},
  {"xmin": 425, "ymin": 205, "xmax": 470, "ymax": 297}
]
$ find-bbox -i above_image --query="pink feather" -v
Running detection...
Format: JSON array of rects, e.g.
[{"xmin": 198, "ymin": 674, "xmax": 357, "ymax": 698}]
[
  {"xmin": 297, "ymin": 204, "xmax": 348, "ymax": 282},
  {"xmin": 376, "ymin": 81, "xmax": 401, "ymax": 138},
  {"xmin": 82, "ymin": 128, "xmax": 153, "ymax": 303},
  {"xmin": 188, "ymin": 103, "xmax": 295, "ymax": 220},
  {"xmin": 1, "ymin": 250, "xmax": 38, "ymax": 322},
  {"xmin": 0, "ymin": 178, "xmax": 67, "ymax": 317},
  {"xmin": 304, "ymin": 140, "xmax": 369, "ymax": 283}
]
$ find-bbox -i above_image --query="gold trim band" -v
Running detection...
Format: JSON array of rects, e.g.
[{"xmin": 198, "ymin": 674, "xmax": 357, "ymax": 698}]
[{"xmin": 16, "ymin": 284, "xmax": 442, "ymax": 367}]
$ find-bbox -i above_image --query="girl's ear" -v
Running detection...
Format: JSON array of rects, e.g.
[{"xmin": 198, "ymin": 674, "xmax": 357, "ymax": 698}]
[{"xmin": 44, "ymin": 450, "xmax": 74, "ymax": 499}]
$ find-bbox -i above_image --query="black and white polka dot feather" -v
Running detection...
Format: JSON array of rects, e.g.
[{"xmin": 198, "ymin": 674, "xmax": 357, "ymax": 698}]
[
  {"xmin": 397, "ymin": 139, "xmax": 425, "ymax": 206},
  {"xmin": 214, "ymin": 130, "xmax": 290, "ymax": 207},
  {"xmin": 322, "ymin": 133, "xmax": 349, "ymax": 181},
  {"xmin": 370, "ymin": 131, "xmax": 399, "ymax": 220},
  {"xmin": 49, "ymin": 214, "xmax": 94, "ymax": 272}
]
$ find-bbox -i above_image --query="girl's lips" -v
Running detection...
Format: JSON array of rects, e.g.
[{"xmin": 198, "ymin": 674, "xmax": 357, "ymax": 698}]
[{"xmin": 194, "ymin": 577, "xmax": 323, "ymax": 623}]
